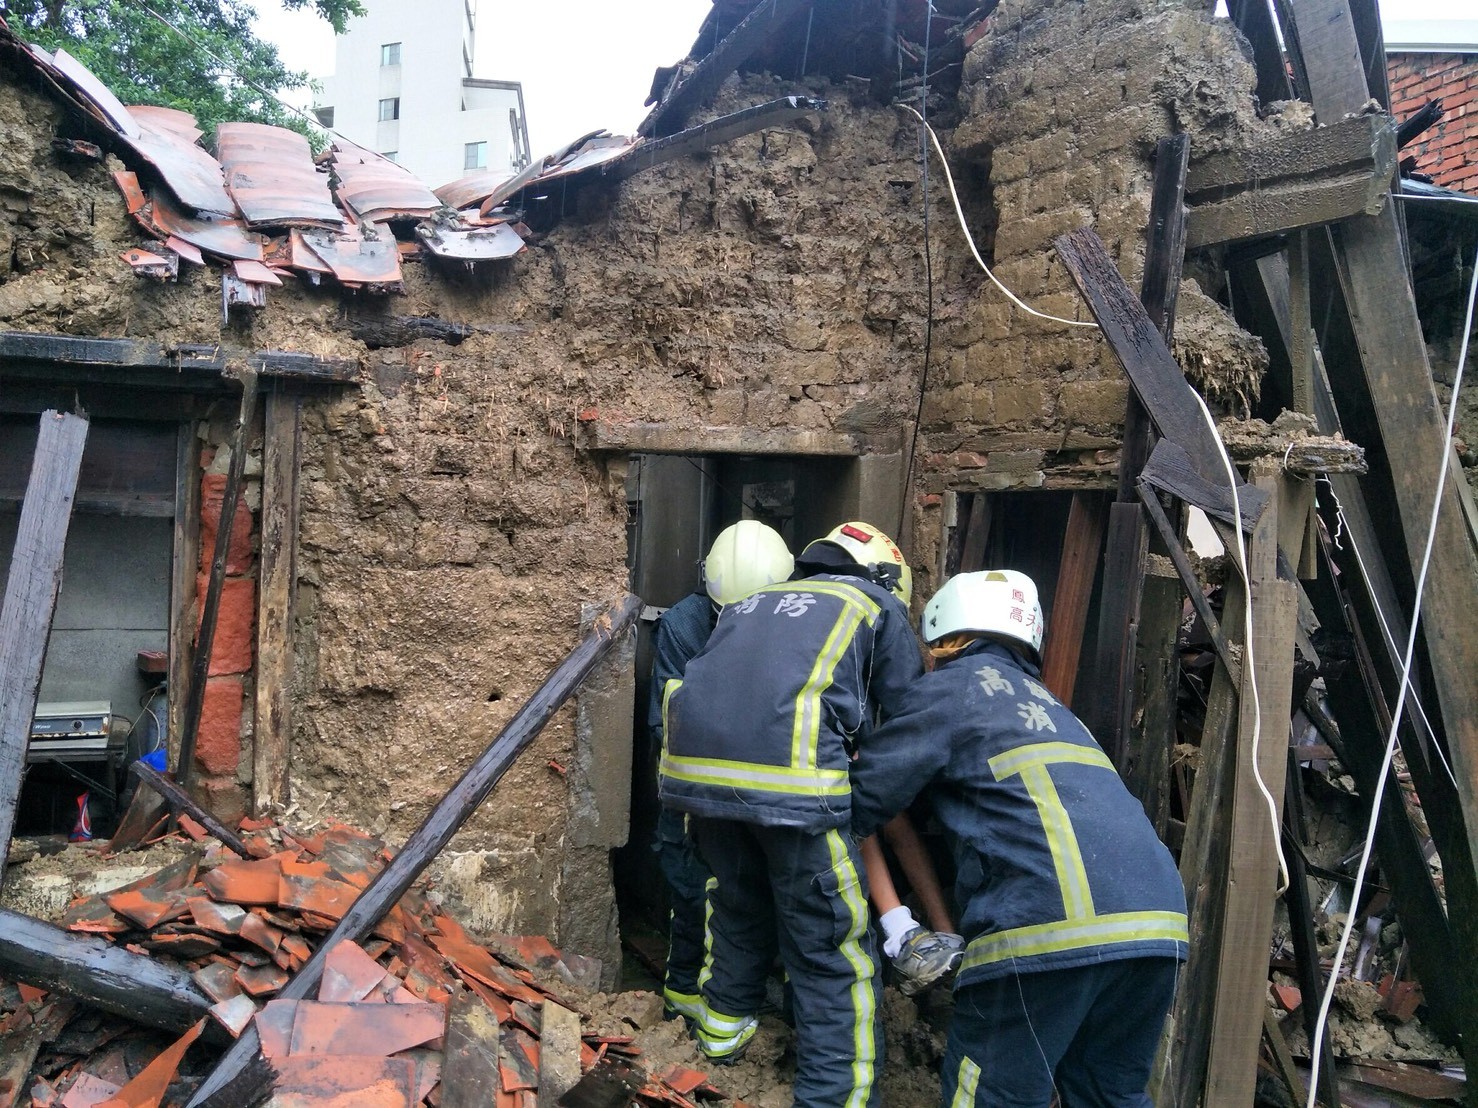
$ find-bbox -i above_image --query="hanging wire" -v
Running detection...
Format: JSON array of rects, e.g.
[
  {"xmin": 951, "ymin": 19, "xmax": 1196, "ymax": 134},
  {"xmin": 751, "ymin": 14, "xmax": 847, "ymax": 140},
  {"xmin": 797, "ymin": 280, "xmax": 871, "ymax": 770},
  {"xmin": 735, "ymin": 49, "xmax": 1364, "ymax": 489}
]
[
  {"xmin": 1304, "ymin": 239, "xmax": 1478, "ymax": 1108},
  {"xmin": 899, "ymin": 0, "xmax": 935, "ymax": 539}
]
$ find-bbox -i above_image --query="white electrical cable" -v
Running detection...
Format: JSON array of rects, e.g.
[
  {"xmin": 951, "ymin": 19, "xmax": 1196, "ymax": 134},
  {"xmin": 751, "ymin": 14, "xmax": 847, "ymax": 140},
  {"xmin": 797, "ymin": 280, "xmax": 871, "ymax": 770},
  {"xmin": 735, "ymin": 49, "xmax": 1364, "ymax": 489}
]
[
  {"xmin": 1304, "ymin": 241, "xmax": 1478, "ymax": 1108},
  {"xmin": 897, "ymin": 103, "xmax": 1098, "ymax": 329},
  {"xmin": 1389, "ymin": 191, "xmax": 1478, "ymax": 207},
  {"xmin": 1188, "ymin": 388, "xmax": 1291, "ymax": 897},
  {"xmin": 1319, "ymin": 478, "xmax": 1463, "ymax": 795}
]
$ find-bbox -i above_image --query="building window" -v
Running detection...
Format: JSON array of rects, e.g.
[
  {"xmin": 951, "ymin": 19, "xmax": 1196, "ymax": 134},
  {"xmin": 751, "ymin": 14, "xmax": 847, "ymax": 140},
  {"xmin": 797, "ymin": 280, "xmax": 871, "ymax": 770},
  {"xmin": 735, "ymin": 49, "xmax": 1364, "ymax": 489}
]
[
  {"xmin": 381, "ymin": 42, "xmax": 401, "ymax": 66},
  {"xmin": 378, "ymin": 97, "xmax": 400, "ymax": 122},
  {"xmin": 464, "ymin": 141, "xmax": 487, "ymax": 170},
  {"xmin": 382, "ymin": 151, "xmax": 398, "ymax": 163}
]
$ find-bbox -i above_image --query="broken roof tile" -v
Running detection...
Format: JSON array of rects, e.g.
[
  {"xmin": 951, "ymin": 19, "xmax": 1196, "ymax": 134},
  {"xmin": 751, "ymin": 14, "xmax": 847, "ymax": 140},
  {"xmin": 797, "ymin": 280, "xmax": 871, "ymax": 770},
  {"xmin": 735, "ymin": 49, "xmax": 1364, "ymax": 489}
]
[
  {"xmin": 192, "ymin": 960, "xmax": 245, "ymax": 1004},
  {"xmin": 56, "ymin": 1072, "xmax": 121, "ymax": 1107},
  {"xmin": 239, "ymin": 912, "xmax": 286, "ymax": 956},
  {"xmin": 46, "ymin": 47, "xmax": 139, "ymax": 137},
  {"xmin": 208, "ymin": 993, "xmax": 258, "ymax": 1038},
  {"xmin": 201, "ymin": 855, "xmax": 286, "ymax": 905},
  {"xmin": 61, "ymin": 897, "xmax": 129, "ymax": 935},
  {"xmin": 270, "ymin": 1055, "xmax": 417, "ymax": 1108},
  {"xmin": 145, "ymin": 192, "xmax": 264, "ymax": 263},
  {"xmin": 233, "ymin": 258, "xmax": 283, "ymax": 287},
  {"xmin": 498, "ymin": 1027, "xmax": 539, "ymax": 1091},
  {"xmin": 416, "ymin": 220, "xmax": 525, "ymax": 262},
  {"xmin": 286, "ymin": 1000, "xmax": 446, "ymax": 1057},
  {"xmin": 320, "ymin": 940, "xmax": 387, "ymax": 1004},
  {"xmin": 297, "ymin": 226, "xmax": 403, "ymax": 289},
  {"xmin": 187, "ymin": 896, "xmax": 247, "ymax": 936},
  {"xmin": 235, "ymin": 963, "xmax": 290, "ymax": 997},
  {"xmin": 165, "ymin": 235, "xmax": 204, "ymax": 266},
  {"xmin": 256, "ymin": 999, "xmax": 300, "ymax": 1059},
  {"xmin": 329, "ymin": 141, "xmax": 442, "ymax": 223},
  {"xmin": 215, "ymin": 122, "xmax": 343, "ymax": 230},
  {"xmin": 279, "ymin": 872, "xmax": 359, "ymax": 920},
  {"xmin": 123, "ymin": 105, "xmax": 235, "ymax": 217},
  {"xmin": 433, "ymin": 168, "xmax": 517, "ymax": 212}
]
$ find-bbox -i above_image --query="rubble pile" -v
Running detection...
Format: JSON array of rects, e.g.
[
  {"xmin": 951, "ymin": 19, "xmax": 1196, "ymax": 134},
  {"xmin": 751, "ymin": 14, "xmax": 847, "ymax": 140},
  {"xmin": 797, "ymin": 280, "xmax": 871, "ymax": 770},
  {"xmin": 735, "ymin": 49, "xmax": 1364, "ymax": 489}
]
[{"xmin": 0, "ymin": 817, "xmax": 732, "ymax": 1107}]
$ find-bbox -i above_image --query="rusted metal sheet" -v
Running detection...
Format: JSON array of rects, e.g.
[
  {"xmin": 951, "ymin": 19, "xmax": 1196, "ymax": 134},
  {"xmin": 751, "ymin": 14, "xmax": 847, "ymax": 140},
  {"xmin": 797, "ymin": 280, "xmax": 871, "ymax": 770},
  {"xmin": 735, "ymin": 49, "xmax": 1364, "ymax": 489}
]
[
  {"xmin": 147, "ymin": 193, "xmax": 264, "ymax": 262},
  {"xmin": 416, "ymin": 220, "xmax": 524, "ymax": 262},
  {"xmin": 297, "ymin": 226, "xmax": 404, "ymax": 289},
  {"xmin": 126, "ymin": 105, "xmax": 236, "ymax": 217},
  {"xmin": 215, "ymin": 122, "xmax": 342, "ymax": 229},
  {"xmin": 329, "ymin": 141, "xmax": 441, "ymax": 222}
]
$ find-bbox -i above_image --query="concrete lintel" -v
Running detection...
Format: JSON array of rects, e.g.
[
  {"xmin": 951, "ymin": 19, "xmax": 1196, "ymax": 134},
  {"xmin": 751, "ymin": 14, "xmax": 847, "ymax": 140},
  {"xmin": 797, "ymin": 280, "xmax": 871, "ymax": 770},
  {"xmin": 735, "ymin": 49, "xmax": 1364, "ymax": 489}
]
[{"xmin": 576, "ymin": 420, "xmax": 895, "ymax": 457}]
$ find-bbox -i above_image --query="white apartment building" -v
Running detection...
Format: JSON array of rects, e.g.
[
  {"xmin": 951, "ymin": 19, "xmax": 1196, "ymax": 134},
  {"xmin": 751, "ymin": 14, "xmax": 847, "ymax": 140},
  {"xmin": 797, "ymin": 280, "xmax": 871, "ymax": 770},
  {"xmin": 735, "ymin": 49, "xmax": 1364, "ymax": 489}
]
[{"xmin": 312, "ymin": 0, "xmax": 531, "ymax": 189}]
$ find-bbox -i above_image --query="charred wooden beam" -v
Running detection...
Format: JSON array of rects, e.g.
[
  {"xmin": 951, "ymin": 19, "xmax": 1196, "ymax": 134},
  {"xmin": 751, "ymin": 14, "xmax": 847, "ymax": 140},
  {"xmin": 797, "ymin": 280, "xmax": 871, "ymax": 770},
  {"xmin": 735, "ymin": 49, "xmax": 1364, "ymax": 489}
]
[
  {"xmin": 1184, "ymin": 115, "xmax": 1396, "ymax": 248},
  {"xmin": 1226, "ymin": 0, "xmax": 1294, "ymax": 108},
  {"xmin": 187, "ymin": 594, "xmax": 644, "ymax": 1107},
  {"xmin": 0, "ymin": 411, "xmax": 89, "ymax": 870},
  {"xmin": 1139, "ymin": 440, "xmax": 1269, "ymax": 532},
  {"xmin": 176, "ymin": 375, "xmax": 257, "ymax": 791},
  {"xmin": 609, "ymin": 97, "xmax": 827, "ymax": 182},
  {"xmin": 0, "ymin": 908, "xmax": 214, "ymax": 1033},
  {"xmin": 131, "ymin": 762, "xmax": 249, "ymax": 857},
  {"xmin": 638, "ymin": 0, "xmax": 814, "ymax": 137},
  {"xmin": 347, "ymin": 316, "xmax": 475, "ymax": 349},
  {"xmin": 1397, "ymin": 99, "xmax": 1444, "ymax": 149},
  {"xmin": 0, "ymin": 331, "xmax": 359, "ymax": 386}
]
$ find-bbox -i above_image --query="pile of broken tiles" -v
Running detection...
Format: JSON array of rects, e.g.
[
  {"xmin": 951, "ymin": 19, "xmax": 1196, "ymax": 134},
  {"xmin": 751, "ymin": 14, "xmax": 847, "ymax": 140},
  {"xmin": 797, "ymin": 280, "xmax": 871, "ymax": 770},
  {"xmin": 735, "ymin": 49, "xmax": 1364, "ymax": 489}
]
[{"xmin": 2, "ymin": 817, "xmax": 729, "ymax": 1107}]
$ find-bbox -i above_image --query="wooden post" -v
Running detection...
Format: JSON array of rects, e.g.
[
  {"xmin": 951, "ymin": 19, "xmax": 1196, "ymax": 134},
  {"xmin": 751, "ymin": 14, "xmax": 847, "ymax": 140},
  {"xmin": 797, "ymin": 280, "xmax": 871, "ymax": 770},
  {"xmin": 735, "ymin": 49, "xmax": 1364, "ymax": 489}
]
[
  {"xmin": 253, "ymin": 391, "xmax": 302, "ymax": 815},
  {"xmin": 168, "ymin": 422, "xmax": 202, "ymax": 767},
  {"xmin": 187, "ymin": 594, "xmax": 644, "ymax": 1107},
  {"xmin": 439, "ymin": 990, "xmax": 502, "ymax": 1108},
  {"xmin": 0, "ymin": 907, "xmax": 213, "ymax": 1032},
  {"xmin": 1039, "ymin": 492, "xmax": 1107, "ymax": 708},
  {"xmin": 176, "ymin": 375, "xmax": 257, "ymax": 791},
  {"xmin": 0, "ymin": 411, "xmax": 88, "ymax": 870},
  {"xmin": 1204, "ymin": 464, "xmax": 1300, "ymax": 1106}
]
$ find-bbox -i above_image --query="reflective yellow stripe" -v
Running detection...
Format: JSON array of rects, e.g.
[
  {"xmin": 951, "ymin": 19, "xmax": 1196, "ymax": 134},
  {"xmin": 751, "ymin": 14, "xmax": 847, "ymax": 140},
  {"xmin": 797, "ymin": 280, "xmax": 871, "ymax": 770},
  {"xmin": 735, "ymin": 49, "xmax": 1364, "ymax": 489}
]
[
  {"xmin": 989, "ymin": 741, "xmax": 1112, "ymax": 921},
  {"xmin": 793, "ymin": 604, "xmax": 867, "ymax": 769},
  {"xmin": 988, "ymin": 740, "xmax": 1114, "ymax": 779},
  {"xmin": 697, "ymin": 875, "xmax": 716, "ymax": 994},
  {"xmin": 661, "ymin": 677, "xmax": 682, "ymax": 754},
  {"xmin": 951, "ymin": 1056, "xmax": 981, "ymax": 1108},
  {"xmin": 1019, "ymin": 764, "xmax": 1094, "ymax": 919},
  {"xmin": 825, "ymin": 829, "xmax": 877, "ymax": 1108},
  {"xmin": 663, "ymin": 988, "xmax": 703, "ymax": 1021},
  {"xmin": 961, "ymin": 910, "xmax": 1189, "ymax": 972},
  {"xmin": 659, "ymin": 753, "xmax": 850, "ymax": 795}
]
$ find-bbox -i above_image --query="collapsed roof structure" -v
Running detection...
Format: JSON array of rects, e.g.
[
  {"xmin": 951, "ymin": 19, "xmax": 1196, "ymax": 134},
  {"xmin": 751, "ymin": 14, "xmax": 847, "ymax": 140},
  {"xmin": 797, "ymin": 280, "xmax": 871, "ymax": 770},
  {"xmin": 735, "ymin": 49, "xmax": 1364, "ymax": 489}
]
[{"xmin": 0, "ymin": 0, "xmax": 1476, "ymax": 1103}]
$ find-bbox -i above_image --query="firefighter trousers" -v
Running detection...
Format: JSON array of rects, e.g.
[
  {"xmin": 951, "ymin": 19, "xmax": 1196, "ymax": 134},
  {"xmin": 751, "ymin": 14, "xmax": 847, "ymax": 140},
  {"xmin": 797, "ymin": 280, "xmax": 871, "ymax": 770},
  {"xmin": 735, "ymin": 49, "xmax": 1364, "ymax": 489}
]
[
  {"xmin": 657, "ymin": 808, "xmax": 708, "ymax": 1020},
  {"xmin": 691, "ymin": 817, "xmax": 881, "ymax": 1108}
]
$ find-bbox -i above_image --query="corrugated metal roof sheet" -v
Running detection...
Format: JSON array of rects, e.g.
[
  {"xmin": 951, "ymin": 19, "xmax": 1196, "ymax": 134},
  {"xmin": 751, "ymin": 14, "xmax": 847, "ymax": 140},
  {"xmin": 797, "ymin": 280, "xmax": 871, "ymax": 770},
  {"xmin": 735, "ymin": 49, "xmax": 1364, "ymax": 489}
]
[{"xmin": 215, "ymin": 122, "xmax": 343, "ymax": 229}]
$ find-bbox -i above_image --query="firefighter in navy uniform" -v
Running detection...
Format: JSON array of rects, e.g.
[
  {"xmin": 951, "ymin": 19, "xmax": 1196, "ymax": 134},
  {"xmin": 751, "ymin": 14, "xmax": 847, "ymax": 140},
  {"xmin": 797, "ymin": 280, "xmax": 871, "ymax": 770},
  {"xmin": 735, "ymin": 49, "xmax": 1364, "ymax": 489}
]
[
  {"xmin": 850, "ymin": 570, "xmax": 1189, "ymax": 1107},
  {"xmin": 659, "ymin": 522, "xmax": 923, "ymax": 1108},
  {"xmin": 648, "ymin": 521, "xmax": 795, "ymax": 1024}
]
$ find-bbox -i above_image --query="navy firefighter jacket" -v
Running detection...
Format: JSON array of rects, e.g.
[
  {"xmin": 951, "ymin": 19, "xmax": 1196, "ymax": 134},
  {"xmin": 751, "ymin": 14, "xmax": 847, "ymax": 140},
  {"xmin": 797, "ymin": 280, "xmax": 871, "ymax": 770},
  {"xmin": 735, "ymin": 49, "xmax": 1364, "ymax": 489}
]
[
  {"xmin": 851, "ymin": 640, "xmax": 1188, "ymax": 989},
  {"xmin": 659, "ymin": 573, "xmax": 923, "ymax": 832}
]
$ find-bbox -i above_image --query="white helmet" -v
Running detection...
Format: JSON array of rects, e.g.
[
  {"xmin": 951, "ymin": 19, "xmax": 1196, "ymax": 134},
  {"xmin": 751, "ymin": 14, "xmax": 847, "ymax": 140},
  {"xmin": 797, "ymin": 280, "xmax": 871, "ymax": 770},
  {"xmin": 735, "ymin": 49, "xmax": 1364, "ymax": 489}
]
[
  {"xmin": 703, "ymin": 521, "xmax": 795, "ymax": 606},
  {"xmin": 921, "ymin": 570, "xmax": 1045, "ymax": 660},
  {"xmin": 798, "ymin": 521, "xmax": 913, "ymax": 606}
]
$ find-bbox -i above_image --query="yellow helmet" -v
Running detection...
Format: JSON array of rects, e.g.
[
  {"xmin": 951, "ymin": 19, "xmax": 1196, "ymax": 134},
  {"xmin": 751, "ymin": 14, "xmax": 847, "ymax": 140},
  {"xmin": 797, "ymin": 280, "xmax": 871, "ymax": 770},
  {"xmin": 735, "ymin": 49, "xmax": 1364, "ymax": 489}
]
[
  {"xmin": 799, "ymin": 521, "xmax": 912, "ymax": 606},
  {"xmin": 703, "ymin": 521, "xmax": 795, "ymax": 606}
]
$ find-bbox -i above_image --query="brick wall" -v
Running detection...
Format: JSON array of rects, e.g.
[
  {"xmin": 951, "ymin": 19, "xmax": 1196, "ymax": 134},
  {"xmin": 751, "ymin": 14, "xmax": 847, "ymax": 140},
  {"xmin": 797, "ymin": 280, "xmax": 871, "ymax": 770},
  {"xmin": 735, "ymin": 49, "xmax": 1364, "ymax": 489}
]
[{"xmin": 1389, "ymin": 51, "xmax": 1478, "ymax": 194}]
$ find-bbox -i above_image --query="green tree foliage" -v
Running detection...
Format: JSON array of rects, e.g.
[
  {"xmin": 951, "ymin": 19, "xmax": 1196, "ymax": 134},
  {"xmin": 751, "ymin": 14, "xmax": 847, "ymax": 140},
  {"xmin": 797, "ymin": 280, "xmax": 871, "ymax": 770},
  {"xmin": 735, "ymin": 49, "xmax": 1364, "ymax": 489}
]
[{"xmin": 8, "ymin": 0, "xmax": 361, "ymax": 141}]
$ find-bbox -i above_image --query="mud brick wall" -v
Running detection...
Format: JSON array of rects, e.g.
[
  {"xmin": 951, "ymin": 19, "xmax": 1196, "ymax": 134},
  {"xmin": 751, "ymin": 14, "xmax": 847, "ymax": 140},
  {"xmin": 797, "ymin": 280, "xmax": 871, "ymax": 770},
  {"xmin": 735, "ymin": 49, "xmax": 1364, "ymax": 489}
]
[
  {"xmin": 925, "ymin": 0, "xmax": 1270, "ymax": 472},
  {"xmin": 1389, "ymin": 51, "xmax": 1478, "ymax": 194}
]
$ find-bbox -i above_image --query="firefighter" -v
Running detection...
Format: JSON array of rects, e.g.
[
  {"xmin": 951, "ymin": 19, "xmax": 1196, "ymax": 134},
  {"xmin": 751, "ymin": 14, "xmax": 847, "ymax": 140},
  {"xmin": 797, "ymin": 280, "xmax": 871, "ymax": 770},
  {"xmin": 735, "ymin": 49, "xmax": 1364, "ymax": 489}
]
[
  {"xmin": 659, "ymin": 522, "xmax": 922, "ymax": 1108},
  {"xmin": 648, "ymin": 520, "xmax": 796, "ymax": 1024},
  {"xmin": 850, "ymin": 570, "xmax": 1189, "ymax": 1107}
]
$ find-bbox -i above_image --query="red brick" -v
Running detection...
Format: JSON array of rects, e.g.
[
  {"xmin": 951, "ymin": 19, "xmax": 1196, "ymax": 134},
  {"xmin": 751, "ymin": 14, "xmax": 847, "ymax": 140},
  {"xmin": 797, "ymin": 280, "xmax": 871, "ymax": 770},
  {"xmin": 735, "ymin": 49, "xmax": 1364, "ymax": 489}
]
[
  {"xmin": 196, "ymin": 574, "xmax": 256, "ymax": 676},
  {"xmin": 196, "ymin": 677, "xmax": 244, "ymax": 776},
  {"xmin": 202, "ymin": 775, "xmax": 249, "ymax": 829},
  {"xmin": 200, "ymin": 473, "xmax": 255, "ymax": 575}
]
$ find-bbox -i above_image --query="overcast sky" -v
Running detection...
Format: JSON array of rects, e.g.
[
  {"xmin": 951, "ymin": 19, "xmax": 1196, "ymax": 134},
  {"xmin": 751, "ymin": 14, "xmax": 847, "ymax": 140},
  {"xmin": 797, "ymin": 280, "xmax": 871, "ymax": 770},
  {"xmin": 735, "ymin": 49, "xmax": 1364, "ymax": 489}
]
[{"xmin": 254, "ymin": 0, "xmax": 1478, "ymax": 159}]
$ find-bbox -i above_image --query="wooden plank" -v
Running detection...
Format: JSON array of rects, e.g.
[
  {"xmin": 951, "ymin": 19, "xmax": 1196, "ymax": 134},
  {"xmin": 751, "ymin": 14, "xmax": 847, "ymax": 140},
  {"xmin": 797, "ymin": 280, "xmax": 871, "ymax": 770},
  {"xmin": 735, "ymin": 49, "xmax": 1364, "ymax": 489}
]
[
  {"xmin": 131, "ymin": 762, "xmax": 249, "ymax": 857},
  {"xmin": 537, "ymin": 1002, "xmax": 584, "ymax": 1107},
  {"xmin": 186, "ymin": 594, "xmax": 644, "ymax": 1107},
  {"xmin": 1084, "ymin": 502, "xmax": 1146, "ymax": 749},
  {"xmin": 1039, "ymin": 492, "xmax": 1107, "ymax": 708},
  {"xmin": 1226, "ymin": 0, "xmax": 1294, "ymax": 107},
  {"xmin": 958, "ymin": 493, "xmax": 991, "ymax": 573},
  {"xmin": 1186, "ymin": 166, "xmax": 1395, "ymax": 248},
  {"xmin": 1121, "ymin": 559, "xmax": 1180, "ymax": 834},
  {"xmin": 1263, "ymin": 1006, "xmax": 1309, "ymax": 1108},
  {"xmin": 0, "ymin": 331, "xmax": 359, "ymax": 385},
  {"xmin": 1138, "ymin": 484, "xmax": 1237, "ymax": 677},
  {"xmin": 0, "ymin": 907, "xmax": 213, "ymax": 1032},
  {"xmin": 254, "ymin": 392, "xmax": 302, "ymax": 816},
  {"xmin": 1055, "ymin": 227, "xmax": 1230, "ymax": 484},
  {"xmin": 0, "ymin": 410, "xmax": 88, "ymax": 870},
  {"xmin": 176, "ymin": 376, "xmax": 257, "ymax": 790},
  {"xmin": 1204, "ymin": 466, "xmax": 1300, "ymax": 1106},
  {"xmin": 1186, "ymin": 112, "xmax": 1393, "ymax": 191},
  {"xmin": 168, "ymin": 422, "xmax": 202, "ymax": 781},
  {"xmin": 609, "ymin": 97, "xmax": 826, "ymax": 181},
  {"xmin": 638, "ymin": 0, "xmax": 813, "ymax": 137},
  {"xmin": 1139, "ymin": 134, "xmax": 1191, "ymax": 343},
  {"xmin": 1281, "ymin": 10, "xmax": 1478, "ymax": 1073},
  {"xmin": 439, "ymin": 989, "xmax": 502, "ymax": 1108}
]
